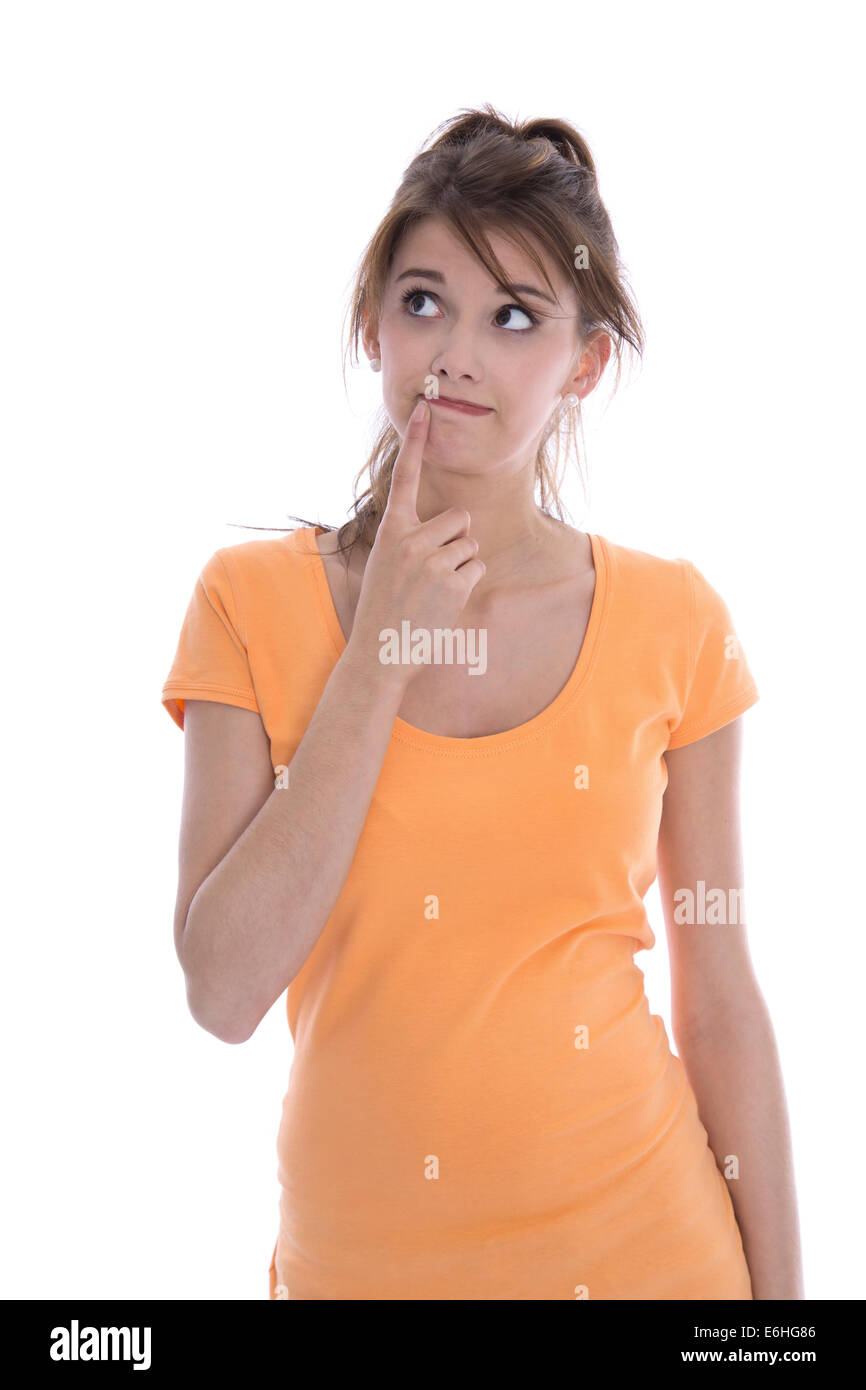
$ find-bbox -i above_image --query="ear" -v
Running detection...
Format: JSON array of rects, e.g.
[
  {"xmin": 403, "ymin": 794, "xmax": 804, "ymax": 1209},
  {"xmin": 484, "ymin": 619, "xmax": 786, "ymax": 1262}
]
[
  {"xmin": 567, "ymin": 329, "xmax": 612, "ymax": 400},
  {"xmin": 361, "ymin": 311, "xmax": 380, "ymax": 364}
]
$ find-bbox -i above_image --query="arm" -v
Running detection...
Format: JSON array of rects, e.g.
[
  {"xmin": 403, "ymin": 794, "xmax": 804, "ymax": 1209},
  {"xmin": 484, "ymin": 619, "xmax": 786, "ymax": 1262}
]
[
  {"xmin": 658, "ymin": 717, "xmax": 805, "ymax": 1300},
  {"xmin": 175, "ymin": 647, "xmax": 408, "ymax": 1045},
  {"xmin": 173, "ymin": 404, "xmax": 483, "ymax": 1046}
]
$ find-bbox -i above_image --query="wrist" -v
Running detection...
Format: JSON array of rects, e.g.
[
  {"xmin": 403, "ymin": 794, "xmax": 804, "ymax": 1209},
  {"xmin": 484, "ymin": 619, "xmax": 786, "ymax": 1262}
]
[{"xmin": 342, "ymin": 636, "xmax": 413, "ymax": 698}]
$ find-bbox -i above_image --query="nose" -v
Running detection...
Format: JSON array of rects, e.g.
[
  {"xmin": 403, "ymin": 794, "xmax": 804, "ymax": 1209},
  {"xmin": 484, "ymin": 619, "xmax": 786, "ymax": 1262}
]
[{"xmin": 428, "ymin": 336, "xmax": 486, "ymax": 384}]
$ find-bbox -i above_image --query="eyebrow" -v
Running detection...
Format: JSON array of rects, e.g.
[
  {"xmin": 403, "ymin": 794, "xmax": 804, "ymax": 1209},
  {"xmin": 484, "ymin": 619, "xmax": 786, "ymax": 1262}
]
[{"xmin": 394, "ymin": 266, "xmax": 557, "ymax": 307}]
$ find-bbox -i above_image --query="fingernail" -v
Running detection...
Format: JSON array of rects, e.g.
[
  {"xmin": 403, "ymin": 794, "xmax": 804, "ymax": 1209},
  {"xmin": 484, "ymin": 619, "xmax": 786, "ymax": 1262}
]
[{"xmin": 412, "ymin": 400, "xmax": 427, "ymax": 421}]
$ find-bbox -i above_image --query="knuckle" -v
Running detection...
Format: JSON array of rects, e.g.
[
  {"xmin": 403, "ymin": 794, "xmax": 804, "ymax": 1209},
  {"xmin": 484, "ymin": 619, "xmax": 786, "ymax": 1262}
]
[
  {"xmin": 422, "ymin": 547, "xmax": 446, "ymax": 574},
  {"xmin": 397, "ymin": 535, "xmax": 424, "ymax": 572}
]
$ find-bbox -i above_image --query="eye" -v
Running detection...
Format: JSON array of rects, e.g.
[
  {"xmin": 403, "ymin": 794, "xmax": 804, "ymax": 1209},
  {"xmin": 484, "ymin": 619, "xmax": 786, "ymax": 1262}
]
[
  {"xmin": 401, "ymin": 287, "xmax": 439, "ymax": 318},
  {"xmin": 399, "ymin": 284, "xmax": 539, "ymax": 332},
  {"xmin": 493, "ymin": 304, "xmax": 537, "ymax": 332}
]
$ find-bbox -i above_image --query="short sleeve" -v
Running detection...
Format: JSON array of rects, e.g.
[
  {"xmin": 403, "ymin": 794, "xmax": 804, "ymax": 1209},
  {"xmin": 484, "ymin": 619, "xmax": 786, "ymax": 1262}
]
[
  {"xmin": 161, "ymin": 548, "xmax": 260, "ymax": 730},
  {"xmin": 666, "ymin": 560, "xmax": 759, "ymax": 749}
]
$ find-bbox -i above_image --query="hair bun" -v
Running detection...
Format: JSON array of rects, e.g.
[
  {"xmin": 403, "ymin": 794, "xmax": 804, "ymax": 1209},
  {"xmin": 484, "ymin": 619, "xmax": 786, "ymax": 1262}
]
[
  {"xmin": 520, "ymin": 119, "xmax": 598, "ymax": 179},
  {"xmin": 422, "ymin": 107, "xmax": 597, "ymax": 182}
]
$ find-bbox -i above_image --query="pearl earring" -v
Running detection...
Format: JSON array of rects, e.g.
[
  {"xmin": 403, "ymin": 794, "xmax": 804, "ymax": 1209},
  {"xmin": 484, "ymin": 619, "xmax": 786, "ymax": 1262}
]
[
  {"xmin": 563, "ymin": 393, "xmax": 579, "ymax": 408},
  {"xmin": 370, "ymin": 358, "xmax": 381, "ymax": 372}
]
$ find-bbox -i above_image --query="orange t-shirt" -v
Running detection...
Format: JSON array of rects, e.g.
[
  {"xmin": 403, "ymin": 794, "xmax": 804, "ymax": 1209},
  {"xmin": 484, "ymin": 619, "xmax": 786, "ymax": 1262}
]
[{"xmin": 162, "ymin": 526, "xmax": 760, "ymax": 1300}]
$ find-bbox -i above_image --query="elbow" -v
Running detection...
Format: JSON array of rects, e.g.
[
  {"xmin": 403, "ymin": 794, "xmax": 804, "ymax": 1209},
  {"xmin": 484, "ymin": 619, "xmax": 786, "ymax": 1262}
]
[
  {"xmin": 178, "ymin": 909, "xmax": 258, "ymax": 1044},
  {"xmin": 186, "ymin": 983, "xmax": 257, "ymax": 1045}
]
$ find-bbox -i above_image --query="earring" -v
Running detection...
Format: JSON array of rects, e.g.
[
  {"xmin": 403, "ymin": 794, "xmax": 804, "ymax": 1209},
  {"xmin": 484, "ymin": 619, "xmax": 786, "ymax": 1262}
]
[
  {"xmin": 563, "ymin": 392, "xmax": 579, "ymax": 408},
  {"xmin": 370, "ymin": 358, "xmax": 381, "ymax": 372}
]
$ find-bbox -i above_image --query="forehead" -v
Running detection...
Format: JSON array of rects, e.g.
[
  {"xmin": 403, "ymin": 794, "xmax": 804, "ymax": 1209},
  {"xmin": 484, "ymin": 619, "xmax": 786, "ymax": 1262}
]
[{"xmin": 391, "ymin": 215, "xmax": 576, "ymax": 309}]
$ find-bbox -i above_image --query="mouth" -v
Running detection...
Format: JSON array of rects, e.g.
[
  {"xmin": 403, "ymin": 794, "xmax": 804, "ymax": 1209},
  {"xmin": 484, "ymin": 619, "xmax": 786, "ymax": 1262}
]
[{"xmin": 418, "ymin": 392, "xmax": 494, "ymax": 417}]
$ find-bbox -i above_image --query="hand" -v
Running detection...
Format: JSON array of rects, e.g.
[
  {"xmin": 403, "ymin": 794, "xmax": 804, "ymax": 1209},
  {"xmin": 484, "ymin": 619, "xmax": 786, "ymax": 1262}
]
[{"xmin": 346, "ymin": 399, "xmax": 486, "ymax": 686}]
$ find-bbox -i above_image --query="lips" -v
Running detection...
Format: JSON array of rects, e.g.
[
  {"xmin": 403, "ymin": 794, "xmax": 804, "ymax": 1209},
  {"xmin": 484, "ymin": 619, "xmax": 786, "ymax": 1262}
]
[{"xmin": 420, "ymin": 393, "xmax": 493, "ymax": 416}]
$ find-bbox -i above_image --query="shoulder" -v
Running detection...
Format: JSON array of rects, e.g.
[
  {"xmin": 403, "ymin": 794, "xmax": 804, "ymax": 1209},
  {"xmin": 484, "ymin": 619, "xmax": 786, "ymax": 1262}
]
[
  {"xmin": 188, "ymin": 531, "xmax": 316, "ymax": 633},
  {"xmin": 599, "ymin": 535, "xmax": 750, "ymax": 668},
  {"xmin": 599, "ymin": 532, "xmax": 687, "ymax": 575},
  {"xmin": 207, "ymin": 529, "xmax": 313, "ymax": 585},
  {"xmin": 598, "ymin": 533, "xmax": 692, "ymax": 615},
  {"xmin": 213, "ymin": 528, "xmax": 306, "ymax": 568}
]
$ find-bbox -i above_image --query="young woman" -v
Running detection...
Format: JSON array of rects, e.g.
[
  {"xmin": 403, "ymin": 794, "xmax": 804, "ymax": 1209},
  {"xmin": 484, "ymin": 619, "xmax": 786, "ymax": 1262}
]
[{"xmin": 162, "ymin": 106, "xmax": 803, "ymax": 1300}]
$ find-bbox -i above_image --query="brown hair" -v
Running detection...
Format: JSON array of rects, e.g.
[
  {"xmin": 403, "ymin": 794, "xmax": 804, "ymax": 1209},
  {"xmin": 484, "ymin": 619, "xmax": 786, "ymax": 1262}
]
[{"xmin": 242, "ymin": 104, "xmax": 644, "ymax": 570}]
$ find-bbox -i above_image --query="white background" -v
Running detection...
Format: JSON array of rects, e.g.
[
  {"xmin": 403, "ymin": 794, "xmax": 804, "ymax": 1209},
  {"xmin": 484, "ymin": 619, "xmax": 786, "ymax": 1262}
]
[{"xmin": 2, "ymin": 0, "xmax": 863, "ymax": 1299}]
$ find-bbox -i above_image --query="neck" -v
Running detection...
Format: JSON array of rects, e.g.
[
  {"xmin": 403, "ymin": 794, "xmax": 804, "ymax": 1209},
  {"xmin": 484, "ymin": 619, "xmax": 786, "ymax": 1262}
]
[{"xmin": 413, "ymin": 467, "xmax": 557, "ymax": 589}]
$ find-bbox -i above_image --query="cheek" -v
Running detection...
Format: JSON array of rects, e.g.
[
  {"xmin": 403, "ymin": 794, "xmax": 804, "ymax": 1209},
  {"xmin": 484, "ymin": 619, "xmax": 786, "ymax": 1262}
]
[
  {"xmin": 494, "ymin": 345, "xmax": 552, "ymax": 400},
  {"xmin": 378, "ymin": 313, "xmax": 416, "ymax": 363},
  {"xmin": 496, "ymin": 377, "xmax": 549, "ymax": 427}
]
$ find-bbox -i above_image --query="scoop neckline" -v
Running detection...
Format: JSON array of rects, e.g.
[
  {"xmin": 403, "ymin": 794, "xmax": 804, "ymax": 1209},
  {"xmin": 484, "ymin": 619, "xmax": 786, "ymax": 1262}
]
[{"xmin": 289, "ymin": 523, "xmax": 611, "ymax": 756}]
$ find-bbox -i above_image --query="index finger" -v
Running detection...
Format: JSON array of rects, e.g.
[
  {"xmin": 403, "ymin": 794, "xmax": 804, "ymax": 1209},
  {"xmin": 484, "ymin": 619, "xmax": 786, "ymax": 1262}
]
[{"xmin": 383, "ymin": 398, "xmax": 430, "ymax": 522}]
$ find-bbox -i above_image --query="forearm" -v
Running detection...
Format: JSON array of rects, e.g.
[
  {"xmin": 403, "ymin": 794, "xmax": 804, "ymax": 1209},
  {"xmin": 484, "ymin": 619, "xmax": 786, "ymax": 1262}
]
[
  {"xmin": 182, "ymin": 646, "xmax": 407, "ymax": 1041},
  {"xmin": 675, "ymin": 994, "xmax": 805, "ymax": 1300}
]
